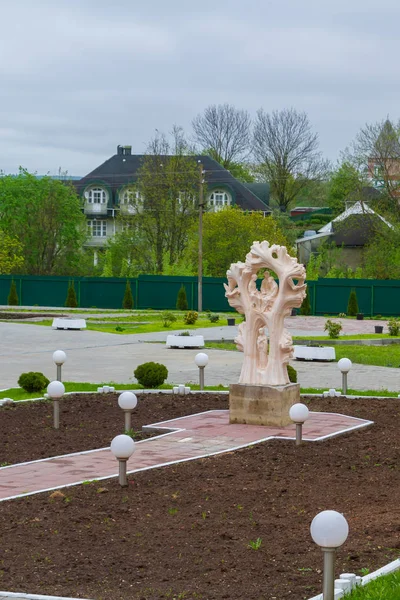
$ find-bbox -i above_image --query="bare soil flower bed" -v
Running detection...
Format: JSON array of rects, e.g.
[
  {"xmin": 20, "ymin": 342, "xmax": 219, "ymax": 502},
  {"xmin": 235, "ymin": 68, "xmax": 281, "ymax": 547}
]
[{"xmin": 0, "ymin": 394, "xmax": 399, "ymax": 600}]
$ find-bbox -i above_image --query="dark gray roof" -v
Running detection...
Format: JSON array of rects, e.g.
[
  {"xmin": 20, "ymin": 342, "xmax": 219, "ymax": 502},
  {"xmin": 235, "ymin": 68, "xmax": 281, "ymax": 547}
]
[{"xmin": 75, "ymin": 151, "xmax": 270, "ymax": 212}]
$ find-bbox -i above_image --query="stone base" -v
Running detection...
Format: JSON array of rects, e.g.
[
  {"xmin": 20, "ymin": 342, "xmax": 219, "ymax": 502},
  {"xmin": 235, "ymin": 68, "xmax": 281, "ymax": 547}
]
[{"xmin": 229, "ymin": 383, "xmax": 300, "ymax": 427}]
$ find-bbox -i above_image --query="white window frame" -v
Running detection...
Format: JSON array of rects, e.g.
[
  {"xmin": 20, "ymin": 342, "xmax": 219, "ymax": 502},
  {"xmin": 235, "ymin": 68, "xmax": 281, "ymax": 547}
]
[
  {"xmin": 120, "ymin": 188, "xmax": 141, "ymax": 204},
  {"xmin": 209, "ymin": 189, "xmax": 231, "ymax": 209},
  {"xmin": 85, "ymin": 187, "xmax": 107, "ymax": 204},
  {"xmin": 87, "ymin": 219, "xmax": 107, "ymax": 237}
]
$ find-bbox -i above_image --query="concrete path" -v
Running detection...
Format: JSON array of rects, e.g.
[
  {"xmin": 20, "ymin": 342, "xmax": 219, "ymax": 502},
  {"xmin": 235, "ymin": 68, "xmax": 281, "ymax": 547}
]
[
  {"xmin": 0, "ymin": 316, "xmax": 398, "ymax": 391},
  {"xmin": 0, "ymin": 410, "xmax": 372, "ymax": 502}
]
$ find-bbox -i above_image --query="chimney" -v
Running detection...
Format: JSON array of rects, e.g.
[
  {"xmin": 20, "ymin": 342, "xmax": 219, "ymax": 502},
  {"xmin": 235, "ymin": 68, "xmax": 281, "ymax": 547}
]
[
  {"xmin": 117, "ymin": 145, "xmax": 123, "ymax": 155},
  {"xmin": 123, "ymin": 145, "xmax": 132, "ymax": 155}
]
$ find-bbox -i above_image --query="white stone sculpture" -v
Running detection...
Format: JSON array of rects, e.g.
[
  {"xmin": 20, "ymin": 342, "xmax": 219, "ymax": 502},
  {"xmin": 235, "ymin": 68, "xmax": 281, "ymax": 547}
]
[{"xmin": 224, "ymin": 241, "xmax": 306, "ymax": 386}]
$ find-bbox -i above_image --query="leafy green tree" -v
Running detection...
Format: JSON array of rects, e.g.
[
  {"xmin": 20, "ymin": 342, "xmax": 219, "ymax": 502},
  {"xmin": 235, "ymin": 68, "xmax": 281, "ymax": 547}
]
[
  {"xmin": 362, "ymin": 226, "xmax": 400, "ymax": 279},
  {"xmin": 327, "ymin": 162, "xmax": 364, "ymax": 216},
  {"xmin": 101, "ymin": 249, "xmax": 114, "ymax": 277},
  {"xmin": 120, "ymin": 130, "xmax": 200, "ymax": 274},
  {"xmin": 7, "ymin": 279, "xmax": 19, "ymax": 305},
  {"xmin": 122, "ymin": 280, "xmax": 134, "ymax": 309},
  {"xmin": 0, "ymin": 170, "xmax": 86, "ymax": 275},
  {"xmin": 347, "ymin": 289, "xmax": 359, "ymax": 316},
  {"xmin": 65, "ymin": 280, "xmax": 78, "ymax": 308},
  {"xmin": 187, "ymin": 207, "xmax": 290, "ymax": 277},
  {"xmin": 176, "ymin": 285, "xmax": 189, "ymax": 310},
  {"xmin": 0, "ymin": 231, "xmax": 24, "ymax": 274}
]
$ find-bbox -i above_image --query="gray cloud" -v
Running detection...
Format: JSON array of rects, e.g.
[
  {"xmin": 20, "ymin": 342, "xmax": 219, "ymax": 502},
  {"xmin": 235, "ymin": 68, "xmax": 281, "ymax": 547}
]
[{"xmin": 1, "ymin": 0, "xmax": 400, "ymax": 174}]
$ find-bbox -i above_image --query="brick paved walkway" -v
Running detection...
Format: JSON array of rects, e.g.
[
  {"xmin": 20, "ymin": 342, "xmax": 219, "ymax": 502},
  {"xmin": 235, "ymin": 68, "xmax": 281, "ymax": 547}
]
[{"xmin": 0, "ymin": 410, "xmax": 373, "ymax": 502}]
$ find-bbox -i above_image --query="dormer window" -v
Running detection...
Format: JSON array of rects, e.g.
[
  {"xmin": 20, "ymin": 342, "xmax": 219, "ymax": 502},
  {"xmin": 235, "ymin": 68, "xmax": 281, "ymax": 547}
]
[
  {"xmin": 209, "ymin": 189, "xmax": 231, "ymax": 210},
  {"xmin": 85, "ymin": 187, "xmax": 107, "ymax": 204},
  {"xmin": 120, "ymin": 187, "xmax": 141, "ymax": 204}
]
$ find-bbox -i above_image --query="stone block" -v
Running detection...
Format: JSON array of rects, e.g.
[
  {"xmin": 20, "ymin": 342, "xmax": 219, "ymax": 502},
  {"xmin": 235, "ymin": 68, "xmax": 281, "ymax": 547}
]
[{"xmin": 229, "ymin": 382, "xmax": 300, "ymax": 427}]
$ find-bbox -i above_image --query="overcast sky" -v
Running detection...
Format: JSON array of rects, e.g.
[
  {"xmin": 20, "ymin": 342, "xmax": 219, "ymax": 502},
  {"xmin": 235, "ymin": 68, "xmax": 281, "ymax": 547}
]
[{"xmin": 1, "ymin": 0, "xmax": 400, "ymax": 175}]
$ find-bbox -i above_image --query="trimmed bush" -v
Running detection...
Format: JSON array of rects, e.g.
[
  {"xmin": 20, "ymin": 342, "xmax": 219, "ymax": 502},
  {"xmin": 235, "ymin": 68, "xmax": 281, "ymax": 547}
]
[
  {"xmin": 65, "ymin": 280, "xmax": 78, "ymax": 308},
  {"xmin": 18, "ymin": 371, "xmax": 50, "ymax": 393},
  {"xmin": 209, "ymin": 313, "xmax": 220, "ymax": 323},
  {"xmin": 184, "ymin": 311, "xmax": 198, "ymax": 325},
  {"xmin": 347, "ymin": 289, "xmax": 359, "ymax": 317},
  {"xmin": 134, "ymin": 362, "xmax": 168, "ymax": 388},
  {"xmin": 299, "ymin": 288, "xmax": 311, "ymax": 316},
  {"xmin": 176, "ymin": 285, "xmax": 189, "ymax": 310},
  {"xmin": 324, "ymin": 319, "xmax": 342, "ymax": 339},
  {"xmin": 122, "ymin": 280, "xmax": 134, "ymax": 309},
  {"xmin": 287, "ymin": 365, "xmax": 297, "ymax": 383},
  {"xmin": 388, "ymin": 319, "xmax": 400, "ymax": 336},
  {"xmin": 7, "ymin": 279, "xmax": 19, "ymax": 306}
]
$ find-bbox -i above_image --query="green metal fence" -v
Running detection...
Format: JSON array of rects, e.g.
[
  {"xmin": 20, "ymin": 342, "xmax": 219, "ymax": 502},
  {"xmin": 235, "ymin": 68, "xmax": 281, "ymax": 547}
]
[{"xmin": 1, "ymin": 274, "xmax": 400, "ymax": 315}]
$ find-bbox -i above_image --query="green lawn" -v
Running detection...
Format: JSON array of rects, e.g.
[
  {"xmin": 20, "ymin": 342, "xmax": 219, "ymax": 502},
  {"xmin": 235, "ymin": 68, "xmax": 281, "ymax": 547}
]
[
  {"xmin": 5, "ymin": 311, "xmax": 233, "ymax": 335},
  {"xmin": 342, "ymin": 570, "xmax": 400, "ymax": 599},
  {"xmin": 296, "ymin": 334, "xmax": 400, "ymax": 341},
  {"xmin": 2, "ymin": 383, "xmax": 399, "ymax": 402},
  {"xmin": 206, "ymin": 341, "xmax": 400, "ymax": 368}
]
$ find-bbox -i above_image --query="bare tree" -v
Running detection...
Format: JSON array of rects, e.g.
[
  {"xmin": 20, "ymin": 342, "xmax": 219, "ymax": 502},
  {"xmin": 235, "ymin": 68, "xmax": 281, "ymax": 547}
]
[
  {"xmin": 253, "ymin": 108, "xmax": 329, "ymax": 212},
  {"xmin": 192, "ymin": 104, "xmax": 251, "ymax": 168},
  {"xmin": 349, "ymin": 118, "xmax": 400, "ymax": 213}
]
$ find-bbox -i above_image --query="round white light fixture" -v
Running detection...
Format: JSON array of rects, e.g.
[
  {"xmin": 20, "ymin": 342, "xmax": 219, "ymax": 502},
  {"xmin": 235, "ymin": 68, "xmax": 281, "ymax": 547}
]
[
  {"xmin": 118, "ymin": 391, "xmax": 138, "ymax": 411},
  {"xmin": 310, "ymin": 510, "xmax": 349, "ymax": 548},
  {"xmin": 53, "ymin": 350, "xmax": 67, "ymax": 365},
  {"xmin": 194, "ymin": 353, "xmax": 209, "ymax": 368},
  {"xmin": 289, "ymin": 403, "xmax": 309, "ymax": 423},
  {"xmin": 110, "ymin": 434, "xmax": 135, "ymax": 459},
  {"xmin": 338, "ymin": 358, "xmax": 352, "ymax": 373},
  {"xmin": 47, "ymin": 381, "xmax": 65, "ymax": 399}
]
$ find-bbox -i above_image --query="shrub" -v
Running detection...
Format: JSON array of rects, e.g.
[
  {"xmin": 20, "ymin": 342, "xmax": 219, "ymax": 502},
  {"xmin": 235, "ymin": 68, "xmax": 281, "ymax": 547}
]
[
  {"xmin": 65, "ymin": 280, "xmax": 78, "ymax": 308},
  {"xmin": 178, "ymin": 331, "xmax": 191, "ymax": 336},
  {"xmin": 161, "ymin": 311, "xmax": 177, "ymax": 327},
  {"xmin": 347, "ymin": 289, "xmax": 359, "ymax": 317},
  {"xmin": 176, "ymin": 285, "xmax": 188, "ymax": 310},
  {"xmin": 134, "ymin": 362, "xmax": 168, "ymax": 388},
  {"xmin": 324, "ymin": 319, "xmax": 342, "ymax": 339},
  {"xmin": 287, "ymin": 364, "xmax": 297, "ymax": 383},
  {"xmin": 7, "ymin": 279, "xmax": 18, "ymax": 306},
  {"xmin": 338, "ymin": 312, "xmax": 346, "ymax": 318},
  {"xmin": 122, "ymin": 280, "xmax": 134, "ymax": 310},
  {"xmin": 209, "ymin": 313, "xmax": 220, "ymax": 323},
  {"xmin": 184, "ymin": 311, "xmax": 198, "ymax": 325},
  {"xmin": 388, "ymin": 319, "xmax": 400, "ymax": 336},
  {"xmin": 18, "ymin": 371, "xmax": 50, "ymax": 393},
  {"xmin": 299, "ymin": 288, "xmax": 311, "ymax": 315}
]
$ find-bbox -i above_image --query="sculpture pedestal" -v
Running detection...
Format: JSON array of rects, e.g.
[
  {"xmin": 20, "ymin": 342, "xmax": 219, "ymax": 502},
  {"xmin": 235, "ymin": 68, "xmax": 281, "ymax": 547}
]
[{"xmin": 229, "ymin": 383, "xmax": 300, "ymax": 427}]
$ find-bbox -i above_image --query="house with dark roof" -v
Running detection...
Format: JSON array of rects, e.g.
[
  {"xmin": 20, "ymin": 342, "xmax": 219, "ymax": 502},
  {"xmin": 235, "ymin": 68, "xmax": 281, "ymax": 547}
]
[
  {"xmin": 296, "ymin": 197, "xmax": 393, "ymax": 269},
  {"xmin": 75, "ymin": 145, "xmax": 270, "ymax": 251}
]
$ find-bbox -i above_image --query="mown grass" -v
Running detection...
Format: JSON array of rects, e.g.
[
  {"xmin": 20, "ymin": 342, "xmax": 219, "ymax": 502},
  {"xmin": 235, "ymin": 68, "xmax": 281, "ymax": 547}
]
[
  {"xmin": 7, "ymin": 312, "xmax": 233, "ymax": 335},
  {"xmin": 0, "ymin": 382, "xmax": 229, "ymax": 401},
  {"xmin": 206, "ymin": 341, "xmax": 400, "ymax": 368},
  {"xmin": 296, "ymin": 333, "xmax": 400, "ymax": 341},
  {"xmin": 2, "ymin": 384, "xmax": 398, "ymax": 402},
  {"xmin": 342, "ymin": 570, "xmax": 400, "ymax": 599}
]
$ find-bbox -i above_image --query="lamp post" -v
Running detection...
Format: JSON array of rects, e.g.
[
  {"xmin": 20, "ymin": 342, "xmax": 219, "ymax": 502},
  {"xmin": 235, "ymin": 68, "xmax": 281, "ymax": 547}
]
[
  {"xmin": 310, "ymin": 510, "xmax": 349, "ymax": 600},
  {"xmin": 289, "ymin": 403, "xmax": 309, "ymax": 445},
  {"xmin": 194, "ymin": 352, "xmax": 209, "ymax": 390},
  {"xmin": 53, "ymin": 350, "xmax": 67, "ymax": 382},
  {"xmin": 110, "ymin": 434, "xmax": 135, "ymax": 487},
  {"xmin": 338, "ymin": 358, "xmax": 352, "ymax": 395},
  {"xmin": 47, "ymin": 380, "xmax": 65, "ymax": 429},
  {"xmin": 118, "ymin": 391, "xmax": 138, "ymax": 431}
]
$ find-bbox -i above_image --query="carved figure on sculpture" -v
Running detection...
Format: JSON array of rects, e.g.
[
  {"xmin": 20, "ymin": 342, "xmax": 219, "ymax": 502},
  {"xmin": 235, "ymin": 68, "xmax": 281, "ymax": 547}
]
[{"xmin": 224, "ymin": 241, "xmax": 306, "ymax": 386}]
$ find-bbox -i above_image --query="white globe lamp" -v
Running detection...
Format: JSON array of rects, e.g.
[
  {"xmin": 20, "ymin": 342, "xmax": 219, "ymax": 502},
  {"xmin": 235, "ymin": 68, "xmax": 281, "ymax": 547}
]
[
  {"xmin": 338, "ymin": 358, "xmax": 352, "ymax": 395},
  {"xmin": 47, "ymin": 380, "xmax": 65, "ymax": 430},
  {"xmin": 110, "ymin": 434, "xmax": 136, "ymax": 487},
  {"xmin": 194, "ymin": 352, "xmax": 209, "ymax": 390},
  {"xmin": 118, "ymin": 392, "xmax": 138, "ymax": 430},
  {"xmin": 310, "ymin": 510, "xmax": 349, "ymax": 600},
  {"xmin": 289, "ymin": 403, "xmax": 309, "ymax": 445},
  {"xmin": 53, "ymin": 350, "xmax": 67, "ymax": 382}
]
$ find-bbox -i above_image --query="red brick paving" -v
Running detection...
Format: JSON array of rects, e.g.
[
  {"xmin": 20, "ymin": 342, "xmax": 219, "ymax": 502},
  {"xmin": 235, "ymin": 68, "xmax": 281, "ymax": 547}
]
[{"xmin": 0, "ymin": 410, "xmax": 373, "ymax": 502}]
